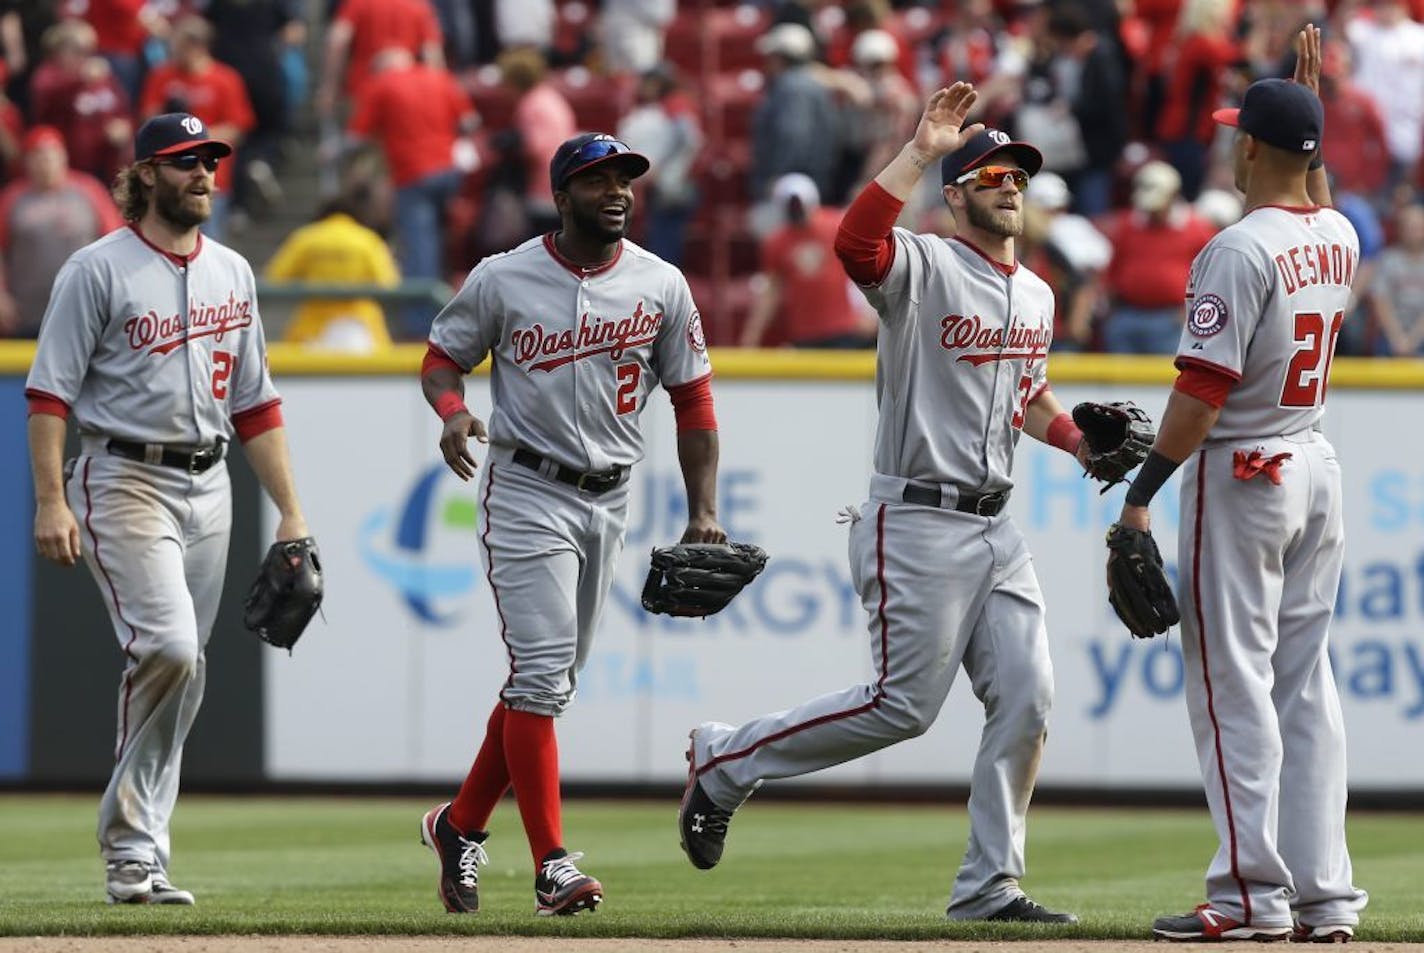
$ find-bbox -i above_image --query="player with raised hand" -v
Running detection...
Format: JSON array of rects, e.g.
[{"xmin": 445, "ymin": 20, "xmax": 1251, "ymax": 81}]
[
  {"xmin": 676, "ymin": 81, "xmax": 1130, "ymax": 922},
  {"xmin": 1109, "ymin": 26, "xmax": 1369, "ymax": 943}
]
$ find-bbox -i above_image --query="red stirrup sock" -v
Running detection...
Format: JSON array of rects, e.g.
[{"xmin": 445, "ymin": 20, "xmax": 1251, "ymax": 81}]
[
  {"xmin": 448, "ymin": 701, "xmax": 510, "ymax": 834},
  {"xmin": 503, "ymin": 707, "xmax": 564, "ymax": 864}
]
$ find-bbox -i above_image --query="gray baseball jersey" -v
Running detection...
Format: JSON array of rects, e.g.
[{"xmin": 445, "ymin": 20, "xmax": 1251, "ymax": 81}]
[
  {"xmin": 26, "ymin": 226, "xmax": 280, "ymax": 443},
  {"xmin": 1178, "ymin": 206, "xmax": 1358, "ymax": 439},
  {"xmin": 430, "ymin": 233, "xmax": 711, "ymax": 473},
  {"xmin": 690, "ymin": 232, "xmax": 1065, "ymax": 918},
  {"xmin": 862, "ymin": 231, "xmax": 1053, "ymax": 491},
  {"xmin": 429, "ymin": 232, "xmax": 711, "ymax": 717},
  {"xmin": 25, "ymin": 224, "xmax": 278, "ymax": 885},
  {"xmin": 1171, "ymin": 204, "xmax": 1368, "ymax": 929}
]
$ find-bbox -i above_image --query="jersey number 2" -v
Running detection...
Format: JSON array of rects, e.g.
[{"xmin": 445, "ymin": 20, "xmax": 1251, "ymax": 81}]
[
  {"xmin": 212, "ymin": 350, "xmax": 235, "ymax": 399},
  {"xmin": 615, "ymin": 362, "xmax": 640, "ymax": 414},
  {"xmin": 1280, "ymin": 310, "xmax": 1343, "ymax": 408}
]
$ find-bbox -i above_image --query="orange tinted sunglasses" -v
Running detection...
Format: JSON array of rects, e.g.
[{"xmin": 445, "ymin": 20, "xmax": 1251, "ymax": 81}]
[{"xmin": 954, "ymin": 165, "xmax": 1030, "ymax": 190}]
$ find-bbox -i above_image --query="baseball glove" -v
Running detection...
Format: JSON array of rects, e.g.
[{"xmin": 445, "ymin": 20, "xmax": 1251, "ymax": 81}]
[
  {"xmin": 1072, "ymin": 401, "xmax": 1156, "ymax": 492},
  {"xmin": 1104, "ymin": 523, "xmax": 1179, "ymax": 639},
  {"xmin": 641, "ymin": 542, "xmax": 769, "ymax": 618},
  {"xmin": 243, "ymin": 536, "xmax": 324, "ymax": 652}
]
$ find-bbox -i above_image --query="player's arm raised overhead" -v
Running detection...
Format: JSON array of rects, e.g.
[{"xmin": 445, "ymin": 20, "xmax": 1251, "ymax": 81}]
[
  {"xmin": 1293, "ymin": 23, "xmax": 1333, "ymax": 209},
  {"xmin": 834, "ymin": 83, "xmax": 984, "ymax": 286}
]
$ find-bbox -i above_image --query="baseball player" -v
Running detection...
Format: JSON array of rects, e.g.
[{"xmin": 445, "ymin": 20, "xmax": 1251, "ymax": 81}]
[
  {"xmin": 679, "ymin": 84, "xmax": 1093, "ymax": 923},
  {"xmin": 24, "ymin": 113, "xmax": 312, "ymax": 905},
  {"xmin": 417, "ymin": 132, "xmax": 727, "ymax": 916},
  {"xmin": 1116, "ymin": 29, "xmax": 1370, "ymax": 943}
]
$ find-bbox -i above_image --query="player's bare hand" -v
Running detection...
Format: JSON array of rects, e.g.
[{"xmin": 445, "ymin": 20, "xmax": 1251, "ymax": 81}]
[
  {"xmin": 274, "ymin": 514, "xmax": 310, "ymax": 542},
  {"xmin": 34, "ymin": 501, "xmax": 81, "ymax": 567},
  {"xmin": 680, "ymin": 516, "xmax": 727, "ymax": 544},
  {"xmin": 911, "ymin": 83, "xmax": 985, "ymax": 161},
  {"xmin": 1293, "ymin": 24, "xmax": 1322, "ymax": 95},
  {"xmin": 1117, "ymin": 503, "xmax": 1151, "ymax": 532},
  {"xmin": 439, "ymin": 411, "xmax": 488, "ymax": 482}
]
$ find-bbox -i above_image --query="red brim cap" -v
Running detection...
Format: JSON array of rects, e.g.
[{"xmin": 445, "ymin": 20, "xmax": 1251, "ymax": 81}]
[
  {"xmin": 152, "ymin": 137, "xmax": 234, "ymax": 158},
  {"xmin": 1212, "ymin": 108, "xmax": 1240, "ymax": 127}
]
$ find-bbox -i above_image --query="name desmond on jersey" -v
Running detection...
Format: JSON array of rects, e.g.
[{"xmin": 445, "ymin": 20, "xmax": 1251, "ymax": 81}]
[
  {"xmin": 1273, "ymin": 242, "xmax": 1357, "ymax": 294},
  {"xmin": 940, "ymin": 313, "xmax": 1050, "ymax": 364},
  {"xmin": 125, "ymin": 293, "xmax": 255, "ymax": 355},
  {"xmin": 511, "ymin": 301, "xmax": 663, "ymax": 372}
]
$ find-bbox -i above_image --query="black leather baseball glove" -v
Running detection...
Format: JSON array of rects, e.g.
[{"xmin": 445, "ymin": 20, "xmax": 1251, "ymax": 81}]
[
  {"xmin": 1105, "ymin": 523, "xmax": 1179, "ymax": 639},
  {"xmin": 641, "ymin": 542, "xmax": 768, "ymax": 617},
  {"xmin": 1073, "ymin": 400, "xmax": 1156, "ymax": 492},
  {"xmin": 243, "ymin": 536, "xmax": 324, "ymax": 652}
]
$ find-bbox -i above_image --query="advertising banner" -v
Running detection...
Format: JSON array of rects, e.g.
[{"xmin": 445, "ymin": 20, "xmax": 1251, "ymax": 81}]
[{"xmin": 268, "ymin": 378, "xmax": 1423, "ymax": 790}]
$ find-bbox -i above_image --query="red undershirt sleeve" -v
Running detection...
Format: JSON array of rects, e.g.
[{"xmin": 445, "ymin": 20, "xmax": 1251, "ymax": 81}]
[
  {"xmin": 834, "ymin": 181, "xmax": 904, "ymax": 286},
  {"xmin": 666, "ymin": 374, "xmax": 717, "ymax": 432},
  {"xmin": 24, "ymin": 388, "xmax": 70, "ymax": 419},
  {"xmin": 1173, "ymin": 363, "xmax": 1237, "ymax": 408},
  {"xmin": 232, "ymin": 399, "xmax": 284, "ymax": 442},
  {"xmin": 422, "ymin": 343, "xmax": 464, "ymax": 376}
]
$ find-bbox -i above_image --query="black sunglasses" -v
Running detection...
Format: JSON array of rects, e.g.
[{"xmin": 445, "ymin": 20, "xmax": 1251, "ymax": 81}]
[
  {"xmin": 570, "ymin": 138, "xmax": 631, "ymax": 164},
  {"xmin": 156, "ymin": 153, "xmax": 220, "ymax": 173}
]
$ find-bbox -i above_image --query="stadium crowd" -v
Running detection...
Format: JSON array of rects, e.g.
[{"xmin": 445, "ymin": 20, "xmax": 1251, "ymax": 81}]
[{"xmin": 0, "ymin": 0, "xmax": 1422, "ymax": 353}]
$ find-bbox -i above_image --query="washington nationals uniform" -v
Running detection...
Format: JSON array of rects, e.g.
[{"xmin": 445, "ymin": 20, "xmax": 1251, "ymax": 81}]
[
  {"xmin": 25, "ymin": 226, "xmax": 280, "ymax": 885},
  {"xmin": 429, "ymin": 232, "xmax": 711, "ymax": 714},
  {"xmin": 1170, "ymin": 203, "xmax": 1368, "ymax": 930},
  {"xmin": 688, "ymin": 224, "xmax": 1066, "ymax": 918}
]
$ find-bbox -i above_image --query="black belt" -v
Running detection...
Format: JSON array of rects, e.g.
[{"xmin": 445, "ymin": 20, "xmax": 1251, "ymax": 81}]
[
  {"xmin": 107, "ymin": 438, "xmax": 226, "ymax": 474},
  {"xmin": 902, "ymin": 482, "xmax": 1010, "ymax": 516},
  {"xmin": 512, "ymin": 448, "xmax": 627, "ymax": 494}
]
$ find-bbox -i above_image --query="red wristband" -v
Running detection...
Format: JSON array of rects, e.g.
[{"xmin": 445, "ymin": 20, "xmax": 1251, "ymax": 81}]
[
  {"xmin": 434, "ymin": 392, "xmax": 468, "ymax": 421},
  {"xmin": 1046, "ymin": 412, "xmax": 1083, "ymax": 455}
]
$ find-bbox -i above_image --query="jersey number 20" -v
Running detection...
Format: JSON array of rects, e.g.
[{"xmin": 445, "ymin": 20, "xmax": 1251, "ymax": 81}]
[{"xmin": 1280, "ymin": 310, "xmax": 1343, "ymax": 408}]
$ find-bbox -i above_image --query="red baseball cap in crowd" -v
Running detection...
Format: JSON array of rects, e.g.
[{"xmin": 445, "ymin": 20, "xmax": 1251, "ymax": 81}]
[
  {"xmin": 549, "ymin": 133, "xmax": 650, "ymax": 194},
  {"xmin": 134, "ymin": 112, "xmax": 233, "ymax": 162},
  {"xmin": 22, "ymin": 126, "xmax": 66, "ymax": 154}
]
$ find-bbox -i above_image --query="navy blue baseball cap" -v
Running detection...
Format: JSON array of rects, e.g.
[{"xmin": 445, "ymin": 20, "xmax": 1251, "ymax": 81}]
[
  {"xmin": 1213, "ymin": 78, "xmax": 1323, "ymax": 154},
  {"xmin": 135, "ymin": 112, "xmax": 233, "ymax": 162},
  {"xmin": 549, "ymin": 133, "xmax": 650, "ymax": 194},
  {"xmin": 941, "ymin": 128, "xmax": 1043, "ymax": 186}
]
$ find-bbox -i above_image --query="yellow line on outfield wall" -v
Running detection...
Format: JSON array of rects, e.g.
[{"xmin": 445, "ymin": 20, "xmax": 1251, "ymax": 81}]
[{"xmin": 2, "ymin": 340, "xmax": 1422, "ymax": 388}]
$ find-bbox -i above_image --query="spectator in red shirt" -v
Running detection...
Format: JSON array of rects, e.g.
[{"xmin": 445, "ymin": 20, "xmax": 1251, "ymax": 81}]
[
  {"xmin": 1156, "ymin": 0, "xmax": 1237, "ymax": 200},
  {"xmin": 29, "ymin": 19, "xmax": 133, "ymax": 186},
  {"xmin": 347, "ymin": 46, "xmax": 476, "ymax": 337},
  {"xmin": 1319, "ymin": 38, "xmax": 1390, "ymax": 201},
  {"xmin": 0, "ymin": 126, "xmax": 122, "ymax": 335},
  {"xmin": 1099, "ymin": 160, "xmax": 1215, "ymax": 353},
  {"xmin": 139, "ymin": 14, "xmax": 256, "ymax": 240},
  {"xmin": 63, "ymin": 0, "xmax": 170, "ymax": 103},
  {"xmin": 738, "ymin": 173, "xmax": 876, "ymax": 348},
  {"xmin": 316, "ymin": 0, "xmax": 443, "ymax": 119}
]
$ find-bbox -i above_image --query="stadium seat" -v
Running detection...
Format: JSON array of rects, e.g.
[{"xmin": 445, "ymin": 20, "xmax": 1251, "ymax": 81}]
[
  {"xmin": 465, "ymin": 64, "xmax": 517, "ymax": 133},
  {"xmin": 551, "ymin": 67, "xmax": 632, "ymax": 134},
  {"xmin": 702, "ymin": 69, "xmax": 764, "ymax": 146}
]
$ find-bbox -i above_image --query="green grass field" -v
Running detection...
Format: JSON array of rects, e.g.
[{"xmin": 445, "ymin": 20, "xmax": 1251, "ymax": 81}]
[{"xmin": 0, "ymin": 795, "xmax": 1419, "ymax": 940}]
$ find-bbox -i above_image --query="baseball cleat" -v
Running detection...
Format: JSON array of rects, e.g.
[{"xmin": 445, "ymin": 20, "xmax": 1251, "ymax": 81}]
[
  {"xmin": 984, "ymin": 894, "xmax": 1079, "ymax": 924},
  {"xmin": 149, "ymin": 872, "xmax": 195, "ymax": 905},
  {"xmin": 420, "ymin": 802, "xmax": 489, "ymax": 913},
  {"xmin": 1153, "ymin": 904, "xmax": 1291, "ymax": 942},
  {"xmin": 534, "ymin": 849, "xmax": 602, "ymax": 916},
  {"xmin": 105, "ymin": 860, "xmax": 153, "ymax": 904},
  {"xmin": 1292, "ymin": 923, "xmax": 1353, "ymax": 943},
  {"xmin": 679, "ymin": 724, "xmax": 736, "ymax": 870}
]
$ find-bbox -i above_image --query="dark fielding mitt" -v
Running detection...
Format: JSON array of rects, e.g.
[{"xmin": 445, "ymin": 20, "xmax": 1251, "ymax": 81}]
[
  {"xmin": 1073, "ymin": 400, "xmax": 1156, "ymax": 492},
  {"xmin": 641, "ymin": 542, "xmax": 768, "ymax": 618},
  {"xmin": 244, "ymin": 536, "xmax": 324, "ymax": 651},
  {"xmin": 1105, "ymin": 524, "xmax": 1179, "ymax": 639}
]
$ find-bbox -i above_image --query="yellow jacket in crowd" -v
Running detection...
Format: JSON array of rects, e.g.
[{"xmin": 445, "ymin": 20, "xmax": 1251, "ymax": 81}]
[{"xmin": 265, "ymin": 212, "xmax": 400, "ymax": 350}]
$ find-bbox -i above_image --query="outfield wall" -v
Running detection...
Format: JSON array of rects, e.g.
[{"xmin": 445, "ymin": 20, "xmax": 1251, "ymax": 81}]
[{"xmin": 5, "ymin": 344, "xmax": 1423, "ymax": 792}]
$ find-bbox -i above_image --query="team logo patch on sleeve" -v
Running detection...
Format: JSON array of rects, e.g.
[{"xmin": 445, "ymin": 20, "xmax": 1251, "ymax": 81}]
[
  {"xmin": 687, "ymin": 311, "xmax": 707, "ymax": 352},
  {"xmin": 1188, "ymin": 293, "xmax": 1228, "ymax": 337}
]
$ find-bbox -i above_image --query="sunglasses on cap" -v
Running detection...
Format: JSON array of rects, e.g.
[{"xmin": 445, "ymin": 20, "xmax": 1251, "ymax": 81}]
[
  {"xmin": 155, "ymin": 153, "xmax": 220, "ymax": 173},
  {"xmin": 954, "ymin": 165, "xmax": 1030, "ymax": 190},
  {"xmin": 569, "ymin": 137, "xmax": 633, "ymax": 165}
]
